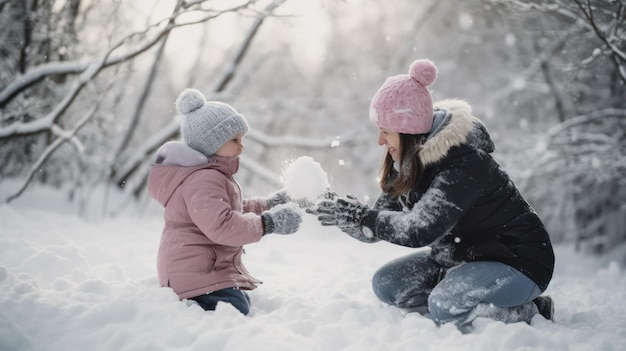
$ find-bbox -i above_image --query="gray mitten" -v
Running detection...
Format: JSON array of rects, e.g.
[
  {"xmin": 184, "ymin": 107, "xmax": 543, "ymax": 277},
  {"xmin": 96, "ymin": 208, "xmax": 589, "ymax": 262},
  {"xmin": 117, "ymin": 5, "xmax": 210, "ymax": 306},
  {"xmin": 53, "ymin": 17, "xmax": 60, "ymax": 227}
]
[
  {"xmin": 317, "ymin": 195, "xmax": 379, "ymax": 243},
  {"xmin": 261, "ymin": 204, "xmax": 302, "ymax": 235}
]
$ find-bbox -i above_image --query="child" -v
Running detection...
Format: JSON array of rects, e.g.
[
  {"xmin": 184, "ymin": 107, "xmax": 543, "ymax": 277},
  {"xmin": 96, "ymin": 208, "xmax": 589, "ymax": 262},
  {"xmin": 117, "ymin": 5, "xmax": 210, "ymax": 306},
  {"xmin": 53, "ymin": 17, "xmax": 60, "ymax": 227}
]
[{"xmin": 148, "ymin": 88, "xmax": 302, "ymax": 315}]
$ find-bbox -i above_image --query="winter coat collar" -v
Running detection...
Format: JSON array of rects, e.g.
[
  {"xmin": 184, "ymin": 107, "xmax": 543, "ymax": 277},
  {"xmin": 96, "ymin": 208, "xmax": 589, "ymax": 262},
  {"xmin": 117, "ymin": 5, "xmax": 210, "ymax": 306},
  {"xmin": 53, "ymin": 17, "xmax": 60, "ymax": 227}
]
[
  {"xmin": 148, "ymin": 142, "xmax": 240, "ymax": 207},
  {"xmin": 420, "ymin": 99, "xmax": 495, "ymax": 166},
  {"xmin": 154, "ymin": 141, "xmax": 240, "ymax": 174}
]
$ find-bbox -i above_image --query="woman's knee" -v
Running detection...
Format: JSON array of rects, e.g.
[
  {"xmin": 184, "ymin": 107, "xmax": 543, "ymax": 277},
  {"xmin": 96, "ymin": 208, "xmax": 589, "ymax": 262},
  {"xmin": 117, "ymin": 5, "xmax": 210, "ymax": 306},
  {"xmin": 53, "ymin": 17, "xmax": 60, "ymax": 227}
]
[
  {"xmin": 427, "ymin": 261, "xmax": 540, "ymax": 325},
  {"xmin": 371, "ymin": 255, "xmax": 440, "ymax": 308},
  {"xmin": 427, "ymin": 288, "xmax": 470, "ymax": 325},
  {"xmin": 427, "ymin": 267, "xmax": 480, "ymax": 324},
  {"xmin": 371, "ymin": 265, "xmax": 397, "ymax": 305}
]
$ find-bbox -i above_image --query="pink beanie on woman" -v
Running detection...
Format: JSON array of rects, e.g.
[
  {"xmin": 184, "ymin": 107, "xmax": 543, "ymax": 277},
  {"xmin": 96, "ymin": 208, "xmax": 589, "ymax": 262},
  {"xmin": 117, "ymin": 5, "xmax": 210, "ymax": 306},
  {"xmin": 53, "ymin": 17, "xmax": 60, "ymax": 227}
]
[{"xmin": 369, "ymin": 59, "xmax": 438, "ymax": 134}]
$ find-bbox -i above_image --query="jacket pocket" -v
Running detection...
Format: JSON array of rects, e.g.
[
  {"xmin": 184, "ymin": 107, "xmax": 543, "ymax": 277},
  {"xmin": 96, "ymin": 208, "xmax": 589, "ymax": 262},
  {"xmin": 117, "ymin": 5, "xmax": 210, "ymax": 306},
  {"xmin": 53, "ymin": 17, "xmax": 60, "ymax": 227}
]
[{"xmin": 213, "ymin": 245, "xmax": 238, "ymax": 271}]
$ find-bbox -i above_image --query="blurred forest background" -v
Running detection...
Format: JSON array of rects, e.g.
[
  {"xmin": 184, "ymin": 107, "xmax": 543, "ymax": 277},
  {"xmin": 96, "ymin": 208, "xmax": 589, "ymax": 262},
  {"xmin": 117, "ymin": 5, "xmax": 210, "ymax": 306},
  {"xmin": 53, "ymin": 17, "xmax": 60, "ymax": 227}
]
[{"xmin": 0, "ymin": 0, "xmax": 624, "ymax": 255}]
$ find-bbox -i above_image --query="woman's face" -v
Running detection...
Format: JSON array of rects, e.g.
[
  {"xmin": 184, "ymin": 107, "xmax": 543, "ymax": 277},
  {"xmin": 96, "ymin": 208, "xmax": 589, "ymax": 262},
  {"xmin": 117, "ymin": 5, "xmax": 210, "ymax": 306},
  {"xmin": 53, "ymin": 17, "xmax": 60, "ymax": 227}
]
[
  {"xmin": 215, "ymin": 132, "xmax": 244, "ymax": 157},
  {"xmin": 377, "ymin": 128, "xmax": 401, "ymax": 161}
]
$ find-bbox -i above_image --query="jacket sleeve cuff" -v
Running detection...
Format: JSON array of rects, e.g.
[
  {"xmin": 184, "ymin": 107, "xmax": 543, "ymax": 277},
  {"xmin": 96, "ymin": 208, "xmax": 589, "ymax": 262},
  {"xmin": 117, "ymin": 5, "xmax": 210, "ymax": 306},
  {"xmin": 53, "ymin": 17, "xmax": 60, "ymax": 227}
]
[
  {"xmin": 261, "ymin": 212, "xmax": 274, "ymax": 235},
  {"xmin": 362, "ymin": 209, "xmax": 378, "ymax": 233}
]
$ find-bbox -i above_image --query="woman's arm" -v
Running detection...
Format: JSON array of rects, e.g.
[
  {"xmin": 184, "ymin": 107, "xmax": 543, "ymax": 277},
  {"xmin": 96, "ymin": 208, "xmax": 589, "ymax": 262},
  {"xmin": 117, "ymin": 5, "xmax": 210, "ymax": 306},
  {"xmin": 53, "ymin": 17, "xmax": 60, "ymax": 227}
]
[
  {"xmin": 372, "ymin": 192, "xmax": 403, "ymax": 212},
  {"xmin": 364, "ymin": 152, "xmax": 494, "ymax": 247}
]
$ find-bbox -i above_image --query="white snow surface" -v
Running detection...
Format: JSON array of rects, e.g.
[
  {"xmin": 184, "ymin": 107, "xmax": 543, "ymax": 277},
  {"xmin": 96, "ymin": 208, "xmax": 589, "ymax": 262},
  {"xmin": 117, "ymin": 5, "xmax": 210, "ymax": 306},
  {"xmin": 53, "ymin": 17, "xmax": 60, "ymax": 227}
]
[{"xmin": 1, "ymin": 182, "xmax": 626, "ymax": 351}]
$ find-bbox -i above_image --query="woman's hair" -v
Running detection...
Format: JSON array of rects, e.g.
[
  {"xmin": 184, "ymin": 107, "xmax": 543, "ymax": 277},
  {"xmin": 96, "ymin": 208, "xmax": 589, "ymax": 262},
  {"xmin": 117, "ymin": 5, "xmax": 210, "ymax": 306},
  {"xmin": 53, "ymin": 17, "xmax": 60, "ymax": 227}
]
[{"xmin": 379, "ymin": 133, "xmax": 427, "ymax": 197}]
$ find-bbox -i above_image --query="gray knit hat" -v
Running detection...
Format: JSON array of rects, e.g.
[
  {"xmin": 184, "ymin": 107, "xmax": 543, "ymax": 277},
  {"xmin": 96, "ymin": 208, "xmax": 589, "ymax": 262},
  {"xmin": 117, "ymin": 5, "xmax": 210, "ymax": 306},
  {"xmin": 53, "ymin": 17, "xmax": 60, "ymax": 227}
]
[{"xmin": 175, "ymin": 88, "xmax": 249, "ymax": 156}]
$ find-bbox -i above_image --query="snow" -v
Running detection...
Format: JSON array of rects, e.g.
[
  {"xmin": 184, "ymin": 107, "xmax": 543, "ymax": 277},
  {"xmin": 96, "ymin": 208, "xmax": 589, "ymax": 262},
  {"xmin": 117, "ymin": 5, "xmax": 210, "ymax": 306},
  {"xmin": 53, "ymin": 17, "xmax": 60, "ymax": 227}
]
[
  {"xmin": 281, "ymin": 156, "xmax": 330, "ymax": 199},
  {"xmin": 1, "ymin": 175, "xmax": 626, "ymax": 351}
]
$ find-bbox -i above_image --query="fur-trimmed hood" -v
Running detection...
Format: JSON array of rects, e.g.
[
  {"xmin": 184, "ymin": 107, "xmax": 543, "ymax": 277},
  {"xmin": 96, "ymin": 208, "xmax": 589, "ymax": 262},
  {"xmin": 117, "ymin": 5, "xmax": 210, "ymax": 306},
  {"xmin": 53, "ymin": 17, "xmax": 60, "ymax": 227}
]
[{"xmin": 420, "ymin": 99, "xmax": 495, "ymax": 166}]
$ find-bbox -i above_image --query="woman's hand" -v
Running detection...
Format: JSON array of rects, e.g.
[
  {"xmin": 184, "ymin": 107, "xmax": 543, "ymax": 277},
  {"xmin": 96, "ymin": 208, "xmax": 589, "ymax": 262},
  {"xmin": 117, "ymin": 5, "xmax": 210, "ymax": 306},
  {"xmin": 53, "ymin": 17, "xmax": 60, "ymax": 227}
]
[
  {"xmin": 271, "ymin": 190, "xmax": 338, "ymax": 212},
  {"xmin": 317, "ymin": 195, "xmax": 367, "ymax": 225},
  {"xmin": 317, "ymin": 195, "xmax": 379, "ymax": 243}
]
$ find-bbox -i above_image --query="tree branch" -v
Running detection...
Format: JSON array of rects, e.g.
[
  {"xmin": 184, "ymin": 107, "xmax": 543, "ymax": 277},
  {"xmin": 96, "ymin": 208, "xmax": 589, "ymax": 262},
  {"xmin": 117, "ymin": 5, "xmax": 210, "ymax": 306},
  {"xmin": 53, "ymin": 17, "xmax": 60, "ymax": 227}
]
[
  {"xmin": 4, "ymin": 91, "xmax": 107, "ymax": 203},
  {"xmin": 0, "ymin": 1, "xmax": 254, "ymax": 107},
  {"xmin": 573, "ymin": 0, "xmax": 626, "ymax": 83},
  {"xmin": 546, "ymin": 108, "xmax": 626, "ymax": 138},
  {"xmin": 112, "ymin": 0, "xmax": 288, "ymax": 187}
]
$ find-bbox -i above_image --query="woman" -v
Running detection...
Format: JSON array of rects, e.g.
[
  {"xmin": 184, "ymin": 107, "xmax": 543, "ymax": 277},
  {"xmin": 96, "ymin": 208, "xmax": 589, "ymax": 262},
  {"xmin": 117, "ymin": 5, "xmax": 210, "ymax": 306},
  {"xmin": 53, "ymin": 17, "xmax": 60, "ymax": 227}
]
[{"xmin": 317, "ymin": 59, "xmax": 555, "ymax": 330}]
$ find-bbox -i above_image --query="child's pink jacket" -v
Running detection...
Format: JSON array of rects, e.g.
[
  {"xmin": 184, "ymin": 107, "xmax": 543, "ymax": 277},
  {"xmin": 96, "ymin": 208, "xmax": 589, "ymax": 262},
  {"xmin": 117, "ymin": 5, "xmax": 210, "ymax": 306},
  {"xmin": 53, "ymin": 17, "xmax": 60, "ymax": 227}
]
[{"xmin": 148, "ymin": 142, "xmax": 267, "ymax": 300}]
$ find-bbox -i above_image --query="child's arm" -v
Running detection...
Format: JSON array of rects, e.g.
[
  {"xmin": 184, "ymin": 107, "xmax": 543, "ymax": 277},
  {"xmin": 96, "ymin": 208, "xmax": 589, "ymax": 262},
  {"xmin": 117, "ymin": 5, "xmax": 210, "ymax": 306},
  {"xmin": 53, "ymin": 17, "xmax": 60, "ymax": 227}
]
[
  {"xmin": 243, "ymin": 190, "xmax": 290, "ymax": 215},
  {"xmin": 184, "ymin": 173, "xmax": 265, "ymax": 246},
  {"xmin": 242, "ymin": 197, "xmax": 270, "ymax": 215}
]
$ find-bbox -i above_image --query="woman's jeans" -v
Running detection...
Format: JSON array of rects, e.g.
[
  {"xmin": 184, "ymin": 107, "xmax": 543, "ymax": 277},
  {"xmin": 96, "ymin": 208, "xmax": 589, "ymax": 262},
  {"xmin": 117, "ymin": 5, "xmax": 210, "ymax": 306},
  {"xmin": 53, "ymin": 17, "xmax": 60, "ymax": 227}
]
[
  {"xmin": 190, "ymin": 288, "xmax": 251, "ymax": 315},
  {"xmin": 372, "ymin": 251, "xmax": 543, "ymax": 327}
]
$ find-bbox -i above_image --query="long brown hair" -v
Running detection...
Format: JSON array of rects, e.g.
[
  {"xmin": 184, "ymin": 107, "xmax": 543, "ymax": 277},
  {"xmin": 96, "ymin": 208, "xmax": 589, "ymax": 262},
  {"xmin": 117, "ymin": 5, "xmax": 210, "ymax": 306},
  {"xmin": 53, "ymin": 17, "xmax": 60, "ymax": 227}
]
[{"xmin": 379, "ymin": 133, "xmax": 427, "ymax": 197}]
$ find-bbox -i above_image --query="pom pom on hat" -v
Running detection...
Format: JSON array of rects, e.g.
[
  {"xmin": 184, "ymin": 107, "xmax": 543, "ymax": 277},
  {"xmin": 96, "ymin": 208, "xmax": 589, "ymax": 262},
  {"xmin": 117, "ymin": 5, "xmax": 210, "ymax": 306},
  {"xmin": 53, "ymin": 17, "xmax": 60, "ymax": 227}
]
[
  {"xmin": 409, "ymin": 59, "xmax": 437, "ymax": 86},
  {"xmin": 176, "ymin": 88, "xmax": 249, "ymax": 157},
  {"xmin": 369, "ymin": 59, "xmax": 438, "ymax": 135},
  {"xmin": 175, "ymin": 88, "xmax": 205, "ymax": 115}
]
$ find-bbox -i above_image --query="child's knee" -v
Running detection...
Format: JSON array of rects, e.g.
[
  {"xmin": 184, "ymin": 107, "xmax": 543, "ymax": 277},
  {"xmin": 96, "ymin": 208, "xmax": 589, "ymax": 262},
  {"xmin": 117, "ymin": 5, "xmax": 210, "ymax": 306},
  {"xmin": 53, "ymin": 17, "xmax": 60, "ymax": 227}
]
[
  {"xmin": 193, "ymin": 288, "xmax": 251, "ymax": 315},
  {"xmin": 225, "ymin": 289, "xmax": 251, "ymax": 315}
]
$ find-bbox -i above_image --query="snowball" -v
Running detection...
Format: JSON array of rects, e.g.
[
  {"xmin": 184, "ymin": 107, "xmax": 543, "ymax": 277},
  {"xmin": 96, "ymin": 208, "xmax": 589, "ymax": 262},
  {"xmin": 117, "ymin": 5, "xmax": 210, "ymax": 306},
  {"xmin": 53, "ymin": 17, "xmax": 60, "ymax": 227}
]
[
  {"xmin": 458, "ymin": 13, "xmax": 473, "ymax": 30},
  {"xmin": 281, "ymin": 156, "xmax": 330, "ymax": 199},
  {"xmin": 505, "ymin": 33, "xmax": 516, "ymax": 47}
]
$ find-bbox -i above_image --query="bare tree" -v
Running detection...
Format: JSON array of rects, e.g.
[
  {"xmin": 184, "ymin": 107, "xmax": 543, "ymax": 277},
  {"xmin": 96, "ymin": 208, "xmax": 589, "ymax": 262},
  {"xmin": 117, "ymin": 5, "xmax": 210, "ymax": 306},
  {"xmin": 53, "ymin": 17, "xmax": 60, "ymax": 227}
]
[
  {"xmin": 486, "ymin": 0, "xmax": 626, "ymax": 111},
  {"xmin": 486, "ymin": 0, "xmax": 626, "ymax": 251},
  {"xmin": 525, "ymin": 108, "xmax": 626, "ymax": 252},
  {"xmin": 110, "ymin": 0, "xmax": 291, "ymax": 196},
  {"xmin": 0, "ymin": 0, "xmax": 294, "ymax": 203}
]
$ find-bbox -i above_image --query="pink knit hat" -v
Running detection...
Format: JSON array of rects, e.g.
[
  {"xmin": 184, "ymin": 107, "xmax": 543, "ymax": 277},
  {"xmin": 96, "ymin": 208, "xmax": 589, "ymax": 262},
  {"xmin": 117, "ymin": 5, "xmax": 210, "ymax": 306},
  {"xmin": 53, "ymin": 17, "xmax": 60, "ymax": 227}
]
[{"xmin": 369, "ymin": 59, "xmax": 438, "ymax": 134}]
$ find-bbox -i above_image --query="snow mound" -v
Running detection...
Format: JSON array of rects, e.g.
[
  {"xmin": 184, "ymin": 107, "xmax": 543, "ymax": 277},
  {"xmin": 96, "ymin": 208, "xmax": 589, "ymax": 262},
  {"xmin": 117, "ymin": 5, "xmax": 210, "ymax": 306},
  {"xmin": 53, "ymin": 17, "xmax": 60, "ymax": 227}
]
[{"xmin": 2, "ymin": 182, "xmax": 626, "ymax": 351}]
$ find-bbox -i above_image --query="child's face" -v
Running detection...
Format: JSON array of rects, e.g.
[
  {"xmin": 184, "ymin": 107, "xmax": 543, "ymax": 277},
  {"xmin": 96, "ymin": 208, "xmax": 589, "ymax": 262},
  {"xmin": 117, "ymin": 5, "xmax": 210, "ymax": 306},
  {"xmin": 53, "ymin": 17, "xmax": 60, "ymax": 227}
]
[
  {"xmin": 377, "ymin": 128, "xmax": 401, "ymax": 161},
  {"xmin": 215, "ymin": 132, "xmax": 244, "ymax": 157}
]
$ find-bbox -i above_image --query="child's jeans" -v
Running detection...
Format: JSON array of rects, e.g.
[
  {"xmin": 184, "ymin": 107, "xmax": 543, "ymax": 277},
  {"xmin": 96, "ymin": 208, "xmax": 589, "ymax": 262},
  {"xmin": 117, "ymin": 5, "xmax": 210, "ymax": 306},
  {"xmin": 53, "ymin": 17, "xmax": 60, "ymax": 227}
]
[
  {"xmin": 190, "ymin": 288, "xmax": 251, "ymax": 315},
  {"xmin": 372, "ymin": 250, "xmax": 543, "ymax": 328}
]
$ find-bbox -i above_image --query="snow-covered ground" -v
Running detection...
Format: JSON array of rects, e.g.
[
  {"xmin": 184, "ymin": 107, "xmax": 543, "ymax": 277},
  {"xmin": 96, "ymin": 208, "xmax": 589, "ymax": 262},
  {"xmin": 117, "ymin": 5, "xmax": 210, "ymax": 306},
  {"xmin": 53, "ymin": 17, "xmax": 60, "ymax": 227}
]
[{"xmin": 1, "ymin": 174, "xmax": 625, "ymax": 351}]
